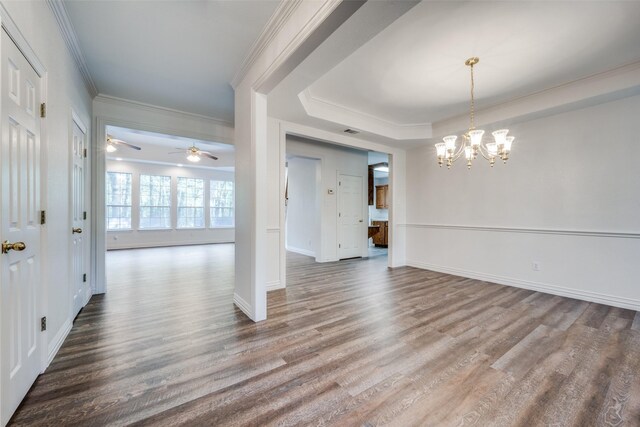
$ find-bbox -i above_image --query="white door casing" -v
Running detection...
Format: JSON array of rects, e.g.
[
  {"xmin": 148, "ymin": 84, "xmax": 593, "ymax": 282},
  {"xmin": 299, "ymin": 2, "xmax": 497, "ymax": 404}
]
[
  {"xmin": 71, "ymin": 118, "xmax": 89, "ymax": 317},
  {"xmin": 337, "ymin": 173, "xmax": 363, "ymax": 259},
  {"xmin": 0, "ymin": 28, "xmax": 42, "ymax": 425}
]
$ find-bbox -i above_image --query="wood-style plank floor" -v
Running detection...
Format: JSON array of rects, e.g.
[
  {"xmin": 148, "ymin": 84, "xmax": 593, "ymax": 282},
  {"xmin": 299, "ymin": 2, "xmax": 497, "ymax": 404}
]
[{"xmin": 10, "ymin": 244, "xmax": 640, "ymax": 426}]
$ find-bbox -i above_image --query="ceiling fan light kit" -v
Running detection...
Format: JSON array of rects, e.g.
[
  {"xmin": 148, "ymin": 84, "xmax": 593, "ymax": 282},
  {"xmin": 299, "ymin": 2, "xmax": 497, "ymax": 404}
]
[
  {"xmin": 435, "ymin": 57, "xmax": 515, "ymax": 169},
  {"xmin": 170, "ymin": 145, "xmax": 219, "ymax": 163},
  {"xmin": 187, "ymin": 152, "xmax": 201, "ymax": 162}
]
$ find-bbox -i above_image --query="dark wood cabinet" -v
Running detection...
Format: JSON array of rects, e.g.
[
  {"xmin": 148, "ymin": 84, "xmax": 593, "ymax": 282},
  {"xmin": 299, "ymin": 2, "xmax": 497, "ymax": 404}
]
[
  {"xmin": 375, "ymin": 185, "xmax": 388, "ymax": 209},
  {"xmin": 371, "ymin": 220, "xmax": 388, "ymax": 247}
]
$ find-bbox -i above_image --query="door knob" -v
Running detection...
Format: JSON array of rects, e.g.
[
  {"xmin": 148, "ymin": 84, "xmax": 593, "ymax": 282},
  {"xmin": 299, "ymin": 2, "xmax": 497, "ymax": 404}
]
[
  {"xmin": 72, "ymin": 227, "xmax": 83, "ymax": 234},
  {"xmin": 359, "ymin": 219, "xmax": 364, "ymax": 222},
  {"xmin": 2, "ymin": 241, "xmax": 26, "ymax": 254}
]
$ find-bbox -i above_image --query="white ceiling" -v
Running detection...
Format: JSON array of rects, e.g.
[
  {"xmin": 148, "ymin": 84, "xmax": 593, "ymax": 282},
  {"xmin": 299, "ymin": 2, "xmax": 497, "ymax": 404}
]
[
  {"xmin": 106, "ymin": 126, "xmax": 234, "ymax": 169},
  {"xmin": 61, "ymin": 1, "xmax": 640, "ymax": 148},
  {"xmin": 306, "ymin": 1, "xmax": 640, "ymax": 126},
  {"xmin": 64, "ymin": 0, "xmax": 280, "ymax": 122}
]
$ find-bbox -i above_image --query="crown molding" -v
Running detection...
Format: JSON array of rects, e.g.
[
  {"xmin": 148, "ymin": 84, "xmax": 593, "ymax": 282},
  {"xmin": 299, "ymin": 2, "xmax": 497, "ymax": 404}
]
[
  {"xmin": 298, "ymin": 88, "xmax": 432, "ymax": 140},
  {"xmin": 94, "ymin": 94, "xmax": 234, "ymax": 128},
  {"xmin": 231, "ymin": 0, "xmax": 303, "ymax": 89},
  {"xmin": 433, "ymin": 59, "xmax": 640, "ymax": 138},
  {"xmin": 46, "ymin": 0, "xmax": 98, "ymax": 97},
  {"xmin": 106, "ymin": 156, "xmax": 234, "ymax": 172}
]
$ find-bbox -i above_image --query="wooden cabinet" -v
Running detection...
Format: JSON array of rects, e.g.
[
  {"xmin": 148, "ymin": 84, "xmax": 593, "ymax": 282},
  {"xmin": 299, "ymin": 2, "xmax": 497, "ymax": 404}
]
[
  {"xmin": 375, "ymin": 185, "xmax": 389, "ymax": 209},
  {"xmin": 371, "ymin": 220, "xmax": 388, "ymax": 247}
]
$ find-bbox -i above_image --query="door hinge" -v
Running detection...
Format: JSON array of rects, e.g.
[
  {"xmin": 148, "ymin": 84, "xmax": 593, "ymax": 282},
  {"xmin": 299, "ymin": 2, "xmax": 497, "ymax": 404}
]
[
  {"xmin": 83, "ymin": 211, "xmax": 87, "ymax": 220},
  {"xmin": 339, "ymin": 181, "xmax": 341, "ymax": 186},
  {"xmin": 40, "ymin": 210, "xmax": 46, "ymax": 225},
  {"xmin": 83, "ymin": 148, "xmax": 87, "ymax": 158},
  {"xmin": 41, "ymin": 316, "xmax": 46, "ymax": 331},
  {"xmin": 83, "ymin": 273, "xmax": 87, "ymax": 283},
  {"xmin": 40, "ymin": 103, "xmax": 46, "ymax": 118},
  {"xmin": 339, "ymin": 243, "xmax": 341, "ymax": 248},
  {"xmin": 338, "ymin": 212, "xmax": 341, "ymax": 217}
]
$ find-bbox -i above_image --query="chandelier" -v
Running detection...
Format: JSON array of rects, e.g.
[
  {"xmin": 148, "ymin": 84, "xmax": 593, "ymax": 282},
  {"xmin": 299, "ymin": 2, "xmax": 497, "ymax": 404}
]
[{"xmin": 435, "ymin": 57, "xmax": 514, "ymax": 169}]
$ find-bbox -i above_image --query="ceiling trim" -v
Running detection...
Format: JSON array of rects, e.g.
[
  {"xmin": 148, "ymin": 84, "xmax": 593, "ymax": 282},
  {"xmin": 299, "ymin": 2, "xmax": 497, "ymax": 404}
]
[
  {"xmin": 298, "ymin": 89, "xmax": 432, "ymax": 140},
  {"xmin": 433, "ymin": 59, "xmax": 640, "ymax": 137},
  {"xmin": 106, "ymin": 156, "xmax": 234, "ymax": 172},
  {"xmin": 231, "ymin": 0, "xmax": 302, "ymax": 89},
  {"xmin": 95, "ymin": 94, "xmax": 234, "ymax": 128},
  {"xmin": 46, "ymin": 0, "xmax": 98, "ymax": 97}
]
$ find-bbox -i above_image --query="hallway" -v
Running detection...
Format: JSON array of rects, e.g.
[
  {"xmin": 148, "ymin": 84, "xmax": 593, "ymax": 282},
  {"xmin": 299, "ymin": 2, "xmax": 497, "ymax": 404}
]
[{"xmin": 9, "ymin": 245, "xmax": 640, "ymax": 426}]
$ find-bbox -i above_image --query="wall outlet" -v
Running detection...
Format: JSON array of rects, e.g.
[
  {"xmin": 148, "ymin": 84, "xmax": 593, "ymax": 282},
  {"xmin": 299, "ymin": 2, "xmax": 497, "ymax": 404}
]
[{"xmin": 532, "ymin": 261, "xmax": 540, "ymax": 271}]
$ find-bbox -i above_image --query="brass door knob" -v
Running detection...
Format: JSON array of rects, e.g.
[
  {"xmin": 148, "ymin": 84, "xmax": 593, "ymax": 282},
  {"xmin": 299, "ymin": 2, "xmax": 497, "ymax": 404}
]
[
  {"xmin": 2, "ymin": 240, "xmax": 26, "ymax": 254},
  {"xmin": 72, "ymin": 227, "xmax": 83, "ymax": 234}
]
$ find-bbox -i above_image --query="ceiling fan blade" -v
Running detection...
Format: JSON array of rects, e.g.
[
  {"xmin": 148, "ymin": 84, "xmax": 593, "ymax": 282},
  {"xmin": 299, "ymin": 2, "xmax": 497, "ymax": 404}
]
[
  {"xmin": 200, "ymin": 152, "xmax": 218, "ymax": 160},
  {"xmin": 118, "ymin": 141, "xmax": 142, "ymax": 150}
]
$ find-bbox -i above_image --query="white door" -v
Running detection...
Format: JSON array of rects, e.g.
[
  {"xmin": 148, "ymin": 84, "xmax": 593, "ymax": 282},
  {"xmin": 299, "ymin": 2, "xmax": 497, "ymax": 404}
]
[
  {"xmin": 338, "ymin": 174, "xmax": 363, "ymax": 259},
  {"xmin": 71, "ymin": 120, "xmax": 89, "ymax": 317},
  {"xmin": 0, "ymin": 30, "xmax": 42, "ymax": 425}
]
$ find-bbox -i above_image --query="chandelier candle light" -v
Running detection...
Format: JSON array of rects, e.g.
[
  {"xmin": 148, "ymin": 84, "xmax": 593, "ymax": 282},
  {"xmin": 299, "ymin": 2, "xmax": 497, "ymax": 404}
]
[{"xmin": 435, "ymin": 57, "xmax": 514, "ymax": 169}]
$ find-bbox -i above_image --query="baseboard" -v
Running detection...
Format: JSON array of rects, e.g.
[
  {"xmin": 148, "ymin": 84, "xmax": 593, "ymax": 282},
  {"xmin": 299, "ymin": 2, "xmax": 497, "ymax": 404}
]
[
  {"xmin": 107, "ymin": 240, "xmax": 234, "ymax": 250},
  {"xmin": 46, "ymin": 318, "xmax": 72, "ymax": 369},
  {"xmin": 267, "ymin": 280, "xmax": 284, "ymax": 291},
  {"xmin": 285, "ymin": 245, "xmax": 315, "ymax": 257},
  {"xmin": 406, "ymin": 260, "xmax": 640, "ymax": 311},
  {"xmin": 233, "ymin": 292, "xmax": 255, "ymax": 321}
]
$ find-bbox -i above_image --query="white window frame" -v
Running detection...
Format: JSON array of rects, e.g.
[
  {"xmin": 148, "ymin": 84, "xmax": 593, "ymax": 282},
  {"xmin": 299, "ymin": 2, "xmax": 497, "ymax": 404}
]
[
  {"xmin": 105, "ymin": 171, "xmax": 132, "ymax": 230},
  {"xmin": 139, "ymin": 174, "xmax": 172, "ymax": 230},
  {"xmin": 209, "ymin": 180, "xmax": 234, "ymax": 228},
  {"xmin": 176, "ymin": 176, "xmax": 205, "ymax": 229}
]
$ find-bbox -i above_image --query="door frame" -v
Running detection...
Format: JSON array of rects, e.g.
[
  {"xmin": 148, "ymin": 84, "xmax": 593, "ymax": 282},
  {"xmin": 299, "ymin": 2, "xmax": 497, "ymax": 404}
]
[
  {"xmin": 0, "ymin": 4, "xmax": 49, "ymax": 424},
  {"xmin": 93, "ymin": 116, "xmax": 230, "ymax": 294},
  {"xmin": 277, "ymin": 120, "xmax": 404, "ymax": 294},
  {"xmin": 70, "ymin": 110, "xmax": 90, "ymax": 312}
]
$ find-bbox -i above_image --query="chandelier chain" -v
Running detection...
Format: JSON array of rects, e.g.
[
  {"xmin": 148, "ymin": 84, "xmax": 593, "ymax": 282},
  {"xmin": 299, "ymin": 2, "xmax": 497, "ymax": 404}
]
[{"xmin": 469, "ymin": 63, "xmax": 475, "ymax": 131}]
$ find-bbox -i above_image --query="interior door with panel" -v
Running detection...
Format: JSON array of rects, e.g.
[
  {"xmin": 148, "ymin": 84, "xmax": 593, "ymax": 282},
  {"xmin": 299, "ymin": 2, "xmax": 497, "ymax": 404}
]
[
  {"xmin": 71, "ymin": 119, "xmax": 89, "ymax": 317},
  {"xmin": 338, "ymin": 173, "xmax": 364, "ymax": 259},
  {"xmin": 0, "ymin": 29, "xmax": 43, "ymax": 425}
]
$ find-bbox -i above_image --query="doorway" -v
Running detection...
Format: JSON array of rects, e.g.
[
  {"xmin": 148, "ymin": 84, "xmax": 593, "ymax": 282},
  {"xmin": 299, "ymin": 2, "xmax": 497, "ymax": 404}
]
[
  {"xmin": 98, "ymin": 125, "xmax": 236, "ymax": 294},
  {"xmin": 367, "ymin": 152, "xmax": 389, "ymax": 258}
]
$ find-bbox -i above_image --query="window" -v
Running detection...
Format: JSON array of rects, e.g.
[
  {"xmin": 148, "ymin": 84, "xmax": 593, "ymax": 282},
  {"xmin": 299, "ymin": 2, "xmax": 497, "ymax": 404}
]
[
  {"xmin": 139, "ymin": 175, "xmax": 171, "ymax": 229},
  {"xmin": 210, "ymin": 180, "xmax": 234, "ymax": 227},
  {"xmin": 106, "ymin": 172, "xmax": 132, "ymax": 230},
  {"xmin": 177, "ymin": 177, "xmax": 204, "ymax": 228}
]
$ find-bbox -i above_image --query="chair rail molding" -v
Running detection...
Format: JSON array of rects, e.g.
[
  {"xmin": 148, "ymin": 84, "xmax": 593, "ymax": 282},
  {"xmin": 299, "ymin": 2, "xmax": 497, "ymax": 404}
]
[{"xmin": 401, "ymin": 223, "xmax": 640, "ymax": 239}]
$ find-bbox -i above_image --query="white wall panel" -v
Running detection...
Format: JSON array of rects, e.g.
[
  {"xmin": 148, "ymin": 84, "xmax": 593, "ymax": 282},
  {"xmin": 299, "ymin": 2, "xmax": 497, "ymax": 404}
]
[{"xmin": 405, "ymin": 94, "xmax": 640, "ymax": 309}]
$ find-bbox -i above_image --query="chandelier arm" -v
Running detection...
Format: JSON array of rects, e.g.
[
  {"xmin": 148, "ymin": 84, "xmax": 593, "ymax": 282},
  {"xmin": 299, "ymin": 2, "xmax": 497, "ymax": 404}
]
[
  {"xmin": 452, "ymin": 142, "xmax": 466, "ymax": 161},
  {"xmin": 476, "ymin": 144, "xmax": 493, "ymax": 162}
]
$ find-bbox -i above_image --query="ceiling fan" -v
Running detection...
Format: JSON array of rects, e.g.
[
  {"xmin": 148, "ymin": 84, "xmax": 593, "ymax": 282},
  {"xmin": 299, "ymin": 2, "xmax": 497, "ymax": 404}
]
[
  {"xmin": 169, "ymin": 145, "xmax": 218, "ymax": 163},
  {"xmin": 106, "ymin": 135, "xmax": 142, "ymax": 153}
]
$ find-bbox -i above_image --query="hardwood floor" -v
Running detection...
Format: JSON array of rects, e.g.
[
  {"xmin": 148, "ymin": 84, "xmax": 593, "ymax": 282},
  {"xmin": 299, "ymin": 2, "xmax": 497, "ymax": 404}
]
[{"xmin": 9, "ymin": 244, "xmax": 640, "ymax": 426}]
